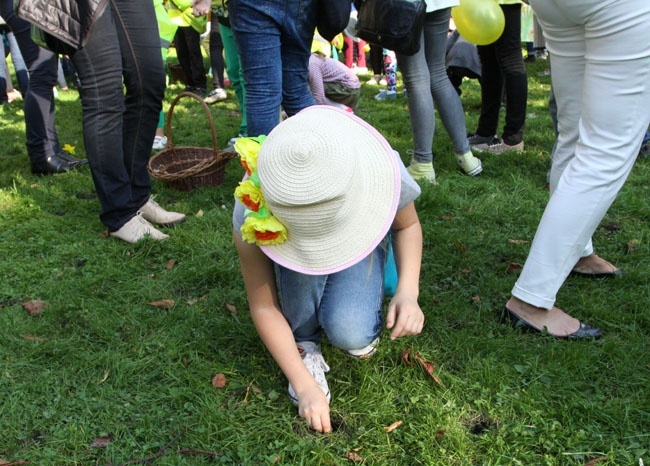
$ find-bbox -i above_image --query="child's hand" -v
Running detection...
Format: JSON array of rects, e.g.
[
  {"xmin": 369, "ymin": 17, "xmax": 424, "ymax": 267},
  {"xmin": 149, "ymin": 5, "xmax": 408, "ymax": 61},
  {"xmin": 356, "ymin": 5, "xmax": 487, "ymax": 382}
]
[
  {"xmin": 298, "ymin": 387, "xmax": 331, "ymax": 433},
  {"xmin": 386, "ymin": 293, "xmax": 424, "ymax": 340}
]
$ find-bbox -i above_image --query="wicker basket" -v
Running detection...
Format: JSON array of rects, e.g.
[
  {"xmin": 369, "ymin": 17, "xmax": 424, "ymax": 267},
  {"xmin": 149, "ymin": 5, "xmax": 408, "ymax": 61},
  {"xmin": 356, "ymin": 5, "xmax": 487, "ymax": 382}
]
[{"xmin": 148, "ymin": 92, "xmax": 237, "ymax": 191}]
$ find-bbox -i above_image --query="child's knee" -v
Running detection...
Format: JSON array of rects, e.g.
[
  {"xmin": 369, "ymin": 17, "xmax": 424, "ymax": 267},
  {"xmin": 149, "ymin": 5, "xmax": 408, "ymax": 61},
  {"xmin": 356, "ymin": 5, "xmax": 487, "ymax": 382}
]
[{"xmin": 324, "ymin": 315, "xmax": 382, "ymax": 351}]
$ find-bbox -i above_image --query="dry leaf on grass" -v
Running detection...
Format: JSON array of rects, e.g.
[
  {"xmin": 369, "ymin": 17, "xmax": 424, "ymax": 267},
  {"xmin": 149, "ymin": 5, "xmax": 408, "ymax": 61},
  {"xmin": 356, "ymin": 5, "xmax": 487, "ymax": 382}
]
[
  {"xmin": 225, "ymin": 303, "xmax": 238, "ymax": 317},
  {"xmin": 149, "ymin": 299, "xmax": 175, "ymax": 309},
  {"xmin": 402, "ymin": 349, "xmax": 444, "ymax": 387},
  {"xmin": 196, "ymin": 209, "xmax": 204, "ymax": 218},
  {"xmin": 627, "ymin": 239, "xmax": 639, "ymax": 254},
  {"xmin": 23, "ymin": 335, "xmax": 47, "ymax": 342},
  {"xmin": 0, "ymin": 460, "xmax": 28, "ymax": 465},
  {"xmin": 507, "ymin": 238, "xmax": 529, "ymax": 245},
  {"xmin": 212, "ymin": 373, "xmax": 227, "ymax": 388},
  {"xmin": 384, "ymin": 420, "xmax": 403, "ymax": 432},
  {"xmin": 584, "ymin": 457, "xmax": 608, "ymax": 466},
  {"xmin": 453, "ymin": 241, "xmax": 467, "ymax": 253},
  {"xmin": 471, "ymin": 295, "xmax": 481, "ymax": 303},
  {"xmin": 187, "ymin": 296, "xmax": 207, "ymax": 306},
  {"xmin": 90, "ymin": 435, "xmax": 113, "ymax": 448},
  {"xmin": 98, "ymin": 368, "xmax": 110, "ymax": 385},
  {"xmin": 165, "ymin": 259, "xmax": 176, "ymax": 270},
  {"xmin": 22, "ymin": 299, "xmax": 47, "ymax": 317},
  {"xmin": 505, "ymin": 262, "xmax": 523, "ymax": 273},
  {"xmin": 345, "ymin": 450, "xmax": 364, "ymax": 462}
]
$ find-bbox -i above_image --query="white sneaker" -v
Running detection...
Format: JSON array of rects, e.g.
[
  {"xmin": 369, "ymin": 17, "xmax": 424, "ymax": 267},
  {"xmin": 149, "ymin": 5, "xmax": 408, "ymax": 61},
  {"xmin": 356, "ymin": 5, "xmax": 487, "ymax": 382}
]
[
  {"xmin": 204, "ymin": 87, "xmax": 227, "ymax": 104},
  {"xmin": 455, "ymin": 151, "xmax": 483, "ymax": 176},
  {"xmin": 347, "ymin": 337, "xmax": 379, "ymax": 358},
  {"xmin": 152, "ymin": 135, "xmax": 167, "ymax": 151},
  {"xmin": 110, "ymin": 212, "xmax": 169, "ymax": 243},
  {"xmin": 288, "ymin": 341, "xmax": 331, "ymax": 406},
  {"xmin": 139, "ymin": 196, "xmax": 186, "ymax": 226}
]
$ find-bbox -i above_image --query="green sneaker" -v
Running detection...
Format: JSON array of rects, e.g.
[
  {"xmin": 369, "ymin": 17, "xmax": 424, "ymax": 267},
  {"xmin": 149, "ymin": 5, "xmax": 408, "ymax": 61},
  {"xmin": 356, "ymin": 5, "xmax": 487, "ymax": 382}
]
[
  {"xmin": 407, "ymin": 161, "xmax": 437, "ymax": 184},
  {"xmin": 455, "ymin": 151, "xmax": 483, "ymax": 176}
]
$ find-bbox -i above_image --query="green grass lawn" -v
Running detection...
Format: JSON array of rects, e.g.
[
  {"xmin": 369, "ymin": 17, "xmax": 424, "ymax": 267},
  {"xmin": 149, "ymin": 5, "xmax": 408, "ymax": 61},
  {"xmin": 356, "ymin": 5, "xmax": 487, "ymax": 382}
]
[{"xmin": 1, "ymin": 58, "xmax": 649, "ymax": 465}]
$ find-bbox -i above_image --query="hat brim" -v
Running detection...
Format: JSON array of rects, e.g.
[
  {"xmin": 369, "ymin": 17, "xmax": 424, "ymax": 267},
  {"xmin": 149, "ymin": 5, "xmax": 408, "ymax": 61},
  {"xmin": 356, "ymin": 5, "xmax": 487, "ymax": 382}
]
[{"xmin": 258, "ymin": 106, "xmax": 400, "ymax": 275}]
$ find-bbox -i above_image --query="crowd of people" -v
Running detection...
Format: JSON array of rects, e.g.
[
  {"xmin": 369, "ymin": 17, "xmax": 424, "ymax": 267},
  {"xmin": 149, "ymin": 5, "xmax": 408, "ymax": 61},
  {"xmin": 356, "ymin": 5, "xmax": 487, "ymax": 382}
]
[{"xmin": 1, "ymin": 0, "xmax": 649, "ymax": 435}]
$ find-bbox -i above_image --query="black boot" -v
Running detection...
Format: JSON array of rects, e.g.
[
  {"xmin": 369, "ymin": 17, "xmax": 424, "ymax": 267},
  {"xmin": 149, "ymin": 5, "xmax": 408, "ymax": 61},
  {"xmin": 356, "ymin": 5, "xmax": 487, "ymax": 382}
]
[
  {"xmin": 30, "ymin": 155, "xmax": 83, "ymax": 175},
  {"xmin": 56, "ymin": 151, "xmax": 89, "ymax": 166}
]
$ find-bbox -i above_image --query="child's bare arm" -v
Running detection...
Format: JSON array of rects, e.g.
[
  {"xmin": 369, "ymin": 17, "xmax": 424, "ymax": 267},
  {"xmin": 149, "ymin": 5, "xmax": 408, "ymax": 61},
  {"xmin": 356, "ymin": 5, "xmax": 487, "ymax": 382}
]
[
  {"xmin": 234, "ymin": 231, "xmax": 331, "ymax": 432},
  {"xmin": 386, "ymin": 203, "xmax": 425, "ymax": 339}
]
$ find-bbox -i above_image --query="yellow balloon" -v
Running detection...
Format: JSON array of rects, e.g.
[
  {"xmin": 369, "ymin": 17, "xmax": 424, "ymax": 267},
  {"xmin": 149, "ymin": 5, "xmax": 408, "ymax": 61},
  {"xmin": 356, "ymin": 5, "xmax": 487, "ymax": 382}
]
[{"xmin": 451, "ymin": 0, "xmax": 505, "ymax": 46}]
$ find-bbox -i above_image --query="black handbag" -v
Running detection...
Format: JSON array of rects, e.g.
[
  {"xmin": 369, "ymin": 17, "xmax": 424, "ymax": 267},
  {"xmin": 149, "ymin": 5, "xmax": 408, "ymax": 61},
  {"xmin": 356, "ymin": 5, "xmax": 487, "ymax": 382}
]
[
  {"xmin": 354, "ymin": 0, "xmax": 426, "ymax": 56},
  {"xmin": 317, "ymin": 0, "xmax": 352, "ymax": 42}
]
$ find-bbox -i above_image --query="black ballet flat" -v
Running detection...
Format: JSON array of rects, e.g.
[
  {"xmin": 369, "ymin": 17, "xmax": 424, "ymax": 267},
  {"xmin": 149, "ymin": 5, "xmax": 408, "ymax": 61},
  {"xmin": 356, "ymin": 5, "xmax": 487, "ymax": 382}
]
[
  {"xmin": 570, "ymin": 269, "xmax": 625, "ymax": 279},
  {"xmin": 503, "ymin": 307, "xmax": 602, "ymax": 340}
]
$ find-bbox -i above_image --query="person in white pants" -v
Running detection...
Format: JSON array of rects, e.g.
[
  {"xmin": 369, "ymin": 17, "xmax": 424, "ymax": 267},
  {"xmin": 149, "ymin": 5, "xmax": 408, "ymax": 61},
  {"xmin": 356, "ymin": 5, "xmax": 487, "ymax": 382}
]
[{"xmin": 504, "ymin": 0, "xmax": 650, "ymax": 338}]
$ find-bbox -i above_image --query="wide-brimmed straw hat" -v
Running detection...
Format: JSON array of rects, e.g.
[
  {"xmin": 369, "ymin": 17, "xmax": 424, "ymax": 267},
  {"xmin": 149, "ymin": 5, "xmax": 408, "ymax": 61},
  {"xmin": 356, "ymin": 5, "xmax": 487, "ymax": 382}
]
[{"xmin": 257, "ymin": 105, "xmax": 400, "ymax": 275}]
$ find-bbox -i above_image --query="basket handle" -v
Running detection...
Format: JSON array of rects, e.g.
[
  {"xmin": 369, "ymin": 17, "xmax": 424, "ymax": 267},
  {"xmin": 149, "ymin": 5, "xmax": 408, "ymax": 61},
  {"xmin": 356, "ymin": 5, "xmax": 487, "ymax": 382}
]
[{"xmin": 165, "ymin": 91, "xmax": 220, "ymax": 158}]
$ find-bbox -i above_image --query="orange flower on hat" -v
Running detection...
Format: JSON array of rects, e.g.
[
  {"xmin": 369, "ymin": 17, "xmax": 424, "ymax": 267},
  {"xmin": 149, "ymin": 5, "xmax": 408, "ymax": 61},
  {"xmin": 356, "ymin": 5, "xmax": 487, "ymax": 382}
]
[
  {"xmin": 234, "ymin": 136, "xmax": 266, "ymax": 176},
  {"xmin": 234, "ymin": 175, "xmax": 263, "ymax": 212},
  {"xmin": 234, "ymin": 136, "xmax": 287, "ymax": 247},
  {"xmin": 240, "ymin": 208, "xmax": 288, "ymax": 246}
]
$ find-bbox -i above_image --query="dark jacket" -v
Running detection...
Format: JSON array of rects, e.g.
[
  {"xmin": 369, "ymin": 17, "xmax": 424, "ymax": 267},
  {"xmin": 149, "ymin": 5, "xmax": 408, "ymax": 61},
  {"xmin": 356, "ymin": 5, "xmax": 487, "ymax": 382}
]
[{"xmin": 15, "ymin": 0, "xmax": 108, "ymax": 49}]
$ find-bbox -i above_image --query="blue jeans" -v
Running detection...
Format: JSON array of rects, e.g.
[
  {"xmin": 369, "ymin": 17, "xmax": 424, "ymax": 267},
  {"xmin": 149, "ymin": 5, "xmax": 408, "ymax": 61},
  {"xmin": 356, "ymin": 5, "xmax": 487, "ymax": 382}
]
[
  {"xmin": 0, "ymin": 0, "xmax": 61, "ymax": 165},
  {"xmin": 398, "ymin": 8, "xmax": 471, "ymax": 163},
  {"xmin": 229, "ymin": 0, "xmax": 317, "ymax": 137},
  {"xmin": 1, "ymin": 31, "xmax": 29, "ymax": 97},
  {"xmin": 70, "ymin": 0, "xmax": 165, "ymax": 231},
  {"xmin": 276, "ymin": 244, "xmax": 386, "ymax": 351}
]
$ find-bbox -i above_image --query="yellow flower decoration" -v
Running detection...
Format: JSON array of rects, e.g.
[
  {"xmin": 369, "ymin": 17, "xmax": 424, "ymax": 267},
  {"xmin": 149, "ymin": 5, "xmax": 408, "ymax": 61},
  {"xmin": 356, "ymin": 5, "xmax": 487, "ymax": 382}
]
[
  {"xmin": 241, "ymin": 210, "xmax": 288, "ymax": 246},
  {"xmin": 234, "ymin": 136, "xmax": 287, "ymax": 247},
  {"xmin": 234, "ymin": 136, "xmax": 265, "ymax": 175},
  {"xmin": 234, "ymin": 177, "xmax": 263, "ymax": 212}
]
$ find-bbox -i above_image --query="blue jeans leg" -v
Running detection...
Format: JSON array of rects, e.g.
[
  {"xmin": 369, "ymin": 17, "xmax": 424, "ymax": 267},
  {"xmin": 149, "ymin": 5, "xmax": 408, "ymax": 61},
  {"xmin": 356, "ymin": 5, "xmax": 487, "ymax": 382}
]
[
  {"xmin": 229, "ymin": 0, "xmax": 317, "ymax": 137},
  {"xmin": 71, "ymin": 0, "xmax": 165, "ymax": 231},
  {"xmin": 399, "ymin": 8, "xmax": 471, "ymax": 163},
  {"xmin": 0, "ymin": 0, "xmax": 61, "ymax": 165},
  {"xmin": 276, "ymin": 245, "xmax": 385, "ymax": 352}
]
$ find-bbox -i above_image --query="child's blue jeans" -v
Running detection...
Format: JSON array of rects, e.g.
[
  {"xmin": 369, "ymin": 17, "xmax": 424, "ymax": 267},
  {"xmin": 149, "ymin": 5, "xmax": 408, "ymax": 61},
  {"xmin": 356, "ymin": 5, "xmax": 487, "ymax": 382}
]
[{"xmin": 275, "ymin": 243, "xmax": 386, "ymax": 352}]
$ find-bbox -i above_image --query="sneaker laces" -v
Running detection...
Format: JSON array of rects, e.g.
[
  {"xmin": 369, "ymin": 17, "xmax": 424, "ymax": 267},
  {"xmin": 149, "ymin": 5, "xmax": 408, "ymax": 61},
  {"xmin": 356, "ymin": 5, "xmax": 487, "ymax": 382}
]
[
  {"xmin": 302, "ymin": 351, "xmax": 330, "ymax": 382},
  {"xmin": 146, "ymin": 195, "xmax": 160, "ymax": 207},
  {"xmin": 289, "ymin": 344, "xmax": 330, "ymax": 404},
  {"xmin": 132, "ymin": 211, "xmax": 161, "ymax": 233}
]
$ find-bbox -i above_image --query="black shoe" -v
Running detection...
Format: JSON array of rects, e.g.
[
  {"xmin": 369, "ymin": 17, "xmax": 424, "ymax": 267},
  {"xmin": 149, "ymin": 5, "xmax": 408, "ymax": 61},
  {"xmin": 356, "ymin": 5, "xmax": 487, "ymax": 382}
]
[
  {"xmin": 183, "ymin": 86, "xmax": 206, "ymax": 98},
  {"xmin": 503, "ymin": 307, "xmax": 602, "ymax": 340},
  {"xmin": 56, "ymin": 151, "xmax": 89, "ymax": 166},
  {"xmin": 30, "ymin": 155, "xmax": 83, "ymax": 175},
  {"xmin": 570, "ymin": 269, "xmax": 625, "ymax": 279}
]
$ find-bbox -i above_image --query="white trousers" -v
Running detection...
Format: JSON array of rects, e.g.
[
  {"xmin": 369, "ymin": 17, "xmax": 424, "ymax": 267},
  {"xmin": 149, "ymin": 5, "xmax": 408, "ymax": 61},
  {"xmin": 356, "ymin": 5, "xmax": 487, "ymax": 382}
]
[{"xmin": 513, "ymin": 0, "xmax": 650, "ymax": 309}]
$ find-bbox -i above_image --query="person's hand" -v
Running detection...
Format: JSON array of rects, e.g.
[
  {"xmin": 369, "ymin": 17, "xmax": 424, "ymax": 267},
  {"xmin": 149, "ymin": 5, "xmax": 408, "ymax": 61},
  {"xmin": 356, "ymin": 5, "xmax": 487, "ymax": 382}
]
[
  {"xmin": 386, "ymin": 292, "xmax": 424, "ymax": 340},
  {"xmin": 191, "ymin": 0, "xmax": 211, "ymax": 17},
  {"xmin": 297, "ymin": 387, "xmax": 331, "ymax": 433}
]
